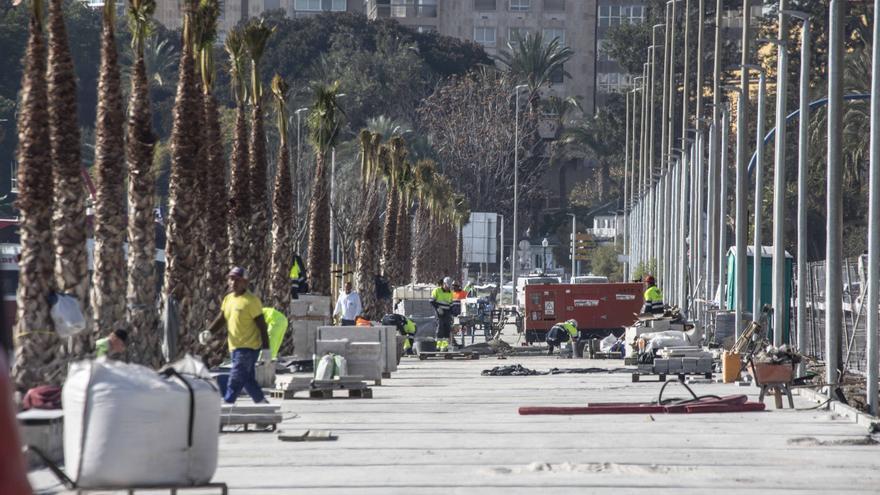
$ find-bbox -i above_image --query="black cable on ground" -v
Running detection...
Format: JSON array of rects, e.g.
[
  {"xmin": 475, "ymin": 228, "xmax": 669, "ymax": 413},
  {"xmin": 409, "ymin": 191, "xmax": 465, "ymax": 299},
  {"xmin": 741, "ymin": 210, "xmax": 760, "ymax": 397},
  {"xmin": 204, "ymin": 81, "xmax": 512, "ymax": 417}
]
[{"xmin": 656, "ymin": 379, "xmax": 723, "ymax": 406}]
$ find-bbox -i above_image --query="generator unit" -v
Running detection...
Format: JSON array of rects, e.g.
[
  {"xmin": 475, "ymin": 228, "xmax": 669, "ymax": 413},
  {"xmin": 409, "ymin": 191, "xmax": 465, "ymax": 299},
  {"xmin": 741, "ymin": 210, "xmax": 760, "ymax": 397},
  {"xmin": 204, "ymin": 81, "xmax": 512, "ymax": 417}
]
[{"xmin": 523, "ymin": 283, "xmax": 644, "ymax": 343}]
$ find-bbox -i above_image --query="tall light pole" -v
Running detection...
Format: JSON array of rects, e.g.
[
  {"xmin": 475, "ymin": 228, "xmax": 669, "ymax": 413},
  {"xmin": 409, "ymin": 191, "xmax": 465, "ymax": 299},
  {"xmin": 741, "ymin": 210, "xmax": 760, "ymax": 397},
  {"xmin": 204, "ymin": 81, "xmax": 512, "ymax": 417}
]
[
  {"xmin": 498, "ymin": 213, "xmax": 505, "ymax": 302},
  {"xmin": 719, "ymin": 105, "xmax": 730, "ymax": 310},
  {"xmin": 743, "ymin": 64, "xmax": 766, "ymax": 322},
  {"xmin": 709, "ymin": 0, "xmax": 723, "ymax": 306},
  {"xmin": 826, "ymin": 0, "xmax": 844, "ymax": 389},
  {"xmin": 542, "ymin": 237, "xmax": 549, "ymax": 272},
  {"xmin": 511, "ymin": 83, "xmax": 528, "ymax": 307},
  {"xmin": 771, "ymin": 4, "xmax": 791, "ymax": 347},
  {"xmin": 734, "ymin": 0, "xmax": 752, "ymax": 337},
  {"xmin": 783, "ymin": 9, "xmax": 811, "ymax": 377},
  {"xmin": 566, "ymin": 213, "xmax": 576, "ymax": 279},
  {"xmin": 865, "ymin": 0, "xmax": 880, "ymax": 416}
]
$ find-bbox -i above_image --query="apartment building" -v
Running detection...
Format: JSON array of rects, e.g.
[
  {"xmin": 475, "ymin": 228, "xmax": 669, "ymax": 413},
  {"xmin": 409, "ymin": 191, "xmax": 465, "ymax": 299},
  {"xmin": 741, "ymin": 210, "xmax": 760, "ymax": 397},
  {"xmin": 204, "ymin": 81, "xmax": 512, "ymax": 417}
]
[
  {"xmin": 595, "ymin": 0, "xmax": 644, "ymax": 103},
  {"xmin": 155, "ymin": 0, "xmax": 363, "ymax": 38},
  {"xmin": 365, "ymin": 0, "xmax": 598, "ymax": 114}
]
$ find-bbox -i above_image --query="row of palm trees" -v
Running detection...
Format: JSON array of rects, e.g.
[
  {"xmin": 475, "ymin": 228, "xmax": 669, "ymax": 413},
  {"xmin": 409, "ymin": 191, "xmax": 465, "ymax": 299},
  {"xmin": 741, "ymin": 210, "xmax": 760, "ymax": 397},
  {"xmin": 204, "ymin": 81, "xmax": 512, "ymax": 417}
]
[{"xmin": 10, "ymin": 0, "xmax": 471, "ymax": 388}]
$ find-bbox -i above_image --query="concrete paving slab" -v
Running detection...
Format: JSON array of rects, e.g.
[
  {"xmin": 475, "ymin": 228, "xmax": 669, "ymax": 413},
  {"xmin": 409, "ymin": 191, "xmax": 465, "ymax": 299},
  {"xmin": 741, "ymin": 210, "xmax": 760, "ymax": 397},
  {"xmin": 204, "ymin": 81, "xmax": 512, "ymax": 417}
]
[{"xmin": 28, "ymin": 353, "xmax": 879, "ymax": 494}]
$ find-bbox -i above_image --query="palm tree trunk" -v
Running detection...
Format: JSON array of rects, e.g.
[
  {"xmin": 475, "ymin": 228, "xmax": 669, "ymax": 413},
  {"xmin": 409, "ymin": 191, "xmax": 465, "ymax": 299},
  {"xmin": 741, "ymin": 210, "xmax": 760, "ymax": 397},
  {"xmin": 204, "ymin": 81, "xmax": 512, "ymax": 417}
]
[
  {"xmin": 307, "ymin": 150, "xmax": 331, "ymax": 295},
  {"xmin": 228, "ymin": 104, "xmax": 250, "ymax": 267},
  {"xmin": 381, "ymin": 183, "xmax": 397, "ymax": 280},
  {"xmin": 47, "ymin": 0, "xmax": 89, "ymax": 359},
  {"xmin": 91, "ymin": 5, "xmax": 127, "ymax": 337},
  {"xmin": 247, "ymin": 100, "xmax": 269, "ymax": 297},
  {"xmin": 355, "ymin": 186, "xmax": 381, "ymax": 319},
  {"xmin": 198, "ymin": 92, "xmax": 226, "ymax": 365},
  {"xmin": 412, "ymin": 201, "xmax": 436, "ymax": 283},
  {"xmin": 456, "ymin": 223, "xmax": 463, "ymax": 281},
  {"xmin": 269, "ymin": 142, "xmax": 293, "ymax": 311},
  {"xmin": 126, "ymin": 45, "xmax": 159, "ymax": 366},
  {"xmin": 393, "ymin": 193, "xmax": 412, "ymax": 285},
  {"xmin": 163, "ymin": 22, "xmax": 201, "ymax": 356},
  {"xmin": 13, "ymin": 2, "xmax": 60, "ymax": 391}
]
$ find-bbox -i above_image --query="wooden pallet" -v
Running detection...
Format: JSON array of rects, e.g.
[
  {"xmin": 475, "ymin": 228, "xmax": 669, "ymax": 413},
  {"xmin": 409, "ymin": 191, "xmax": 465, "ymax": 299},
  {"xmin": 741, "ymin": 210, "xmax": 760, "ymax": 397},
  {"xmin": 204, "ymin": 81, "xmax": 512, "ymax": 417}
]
[
  {"xmin": 418, "ymin": 351, "xmax": 479, "ymax": 360},
  {"xmin": 631, "ymin": 372, "xmax": 713, "ymax": 383},
  {"xmin": 588, "ymin": 352, "xmax": 623, "ymax": 359},
  {"xmin": 308, "ymin": 387, "xmax": 373, "ymax": 399}
]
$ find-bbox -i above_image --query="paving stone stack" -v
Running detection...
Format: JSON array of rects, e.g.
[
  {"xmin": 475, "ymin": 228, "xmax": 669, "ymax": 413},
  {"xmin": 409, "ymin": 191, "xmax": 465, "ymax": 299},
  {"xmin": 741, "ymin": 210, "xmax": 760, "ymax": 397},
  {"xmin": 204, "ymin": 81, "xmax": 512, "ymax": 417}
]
[{"xmin": 286, "ymin": 294, "xmax": 332, "ymax": 358}]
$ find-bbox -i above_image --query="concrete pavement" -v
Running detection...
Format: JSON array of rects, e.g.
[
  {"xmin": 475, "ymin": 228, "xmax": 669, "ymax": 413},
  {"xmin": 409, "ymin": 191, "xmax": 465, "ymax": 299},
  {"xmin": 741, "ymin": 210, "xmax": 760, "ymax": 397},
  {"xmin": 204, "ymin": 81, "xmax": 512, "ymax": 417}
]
[{"xmin": 29, "ymin": 350, "xmax": 880, "ymax": 494}]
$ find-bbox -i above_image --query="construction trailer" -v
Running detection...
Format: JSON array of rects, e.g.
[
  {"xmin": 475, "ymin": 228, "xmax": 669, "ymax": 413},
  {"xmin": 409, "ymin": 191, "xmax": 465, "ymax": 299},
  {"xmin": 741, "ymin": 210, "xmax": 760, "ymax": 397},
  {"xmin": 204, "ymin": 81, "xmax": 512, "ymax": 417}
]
[{"xmin": 523, "ymin": 283, "xmax": 644, "ymax": 343}]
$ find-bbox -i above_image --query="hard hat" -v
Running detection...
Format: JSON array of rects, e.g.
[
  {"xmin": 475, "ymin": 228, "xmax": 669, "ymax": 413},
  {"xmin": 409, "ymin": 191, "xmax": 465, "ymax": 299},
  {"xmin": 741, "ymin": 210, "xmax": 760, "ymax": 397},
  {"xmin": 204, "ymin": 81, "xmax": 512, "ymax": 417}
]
[
  {"xmin": 644, "ymin": 275, "xmax": 656, "ymax": 285},
  {"xmin": 567, "ymin": 319, "xmax": 578, "ymax": 328},
  {"xmin": 443, "ymin": 276, "xmax": 452, "ymax": 286}
]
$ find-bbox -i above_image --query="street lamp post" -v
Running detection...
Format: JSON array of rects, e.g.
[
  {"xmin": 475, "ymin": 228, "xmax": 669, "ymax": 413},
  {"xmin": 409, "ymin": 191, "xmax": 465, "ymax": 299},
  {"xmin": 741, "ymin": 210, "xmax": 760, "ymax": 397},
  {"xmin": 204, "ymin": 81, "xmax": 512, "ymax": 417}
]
[
  {"xmin": 734, "ymin": 0, "xmax": 752, "ymax": 337},
  {"xmin": 542, "ymin": 238, "xmax": 549, "ymax": 272},
  {"xmin": 498, "ymin": 213, "xmax": 505, "ymax": 303},
  {"xmin": 783, "ymin": 8, "xmax": 812, "ymax": 377},
  {"xmin": 743, "ymin": 65, "xmax": 766, "ymax": 322},
  {"xmin": 771, "ymin": 4, "xmax": 791, "ymax": 347},
  {"xmin": 826, "ymin": 0, "xmax": 844, "ymax": 389},
  {"xmin": 567, "ymin": 213, "xmax": 576, "ymax": 280},
  {"xmin": 511, "ymin": 84, "xmax": 529, "ymax": 307},
  {"xmin": 865, "ymin": 0, "xmax": 880, "ymax": 416}
]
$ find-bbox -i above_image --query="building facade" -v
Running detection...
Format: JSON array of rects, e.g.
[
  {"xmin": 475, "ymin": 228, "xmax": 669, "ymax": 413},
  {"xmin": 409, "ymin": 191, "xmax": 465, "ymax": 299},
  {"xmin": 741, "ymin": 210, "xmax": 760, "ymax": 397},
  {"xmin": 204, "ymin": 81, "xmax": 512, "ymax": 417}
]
[
  {"xmin": 365, "ymin": 0, "xmax": 598, "ymax": 114},
  {"xmin": 155, "ymin": 0, "xmax": 364, "ymax": 38},
  {"xmin": 595, "ymin": 0, "xmax": 644, "ymax": 104}
]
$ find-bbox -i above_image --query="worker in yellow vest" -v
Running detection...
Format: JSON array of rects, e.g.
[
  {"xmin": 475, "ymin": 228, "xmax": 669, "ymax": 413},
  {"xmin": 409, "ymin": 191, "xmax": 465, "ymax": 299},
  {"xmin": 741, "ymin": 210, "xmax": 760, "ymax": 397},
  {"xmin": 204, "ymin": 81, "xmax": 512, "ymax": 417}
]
[
  {"xmin": 431, "ymin": 277, "xmax": 454, "ymax": 352},
  {"xmin": 642, "ymin": 275, "xmax": 664, "ymax": 315},
  {"xmin": 289, "ymin": 253, "xmax": 307, "ymax": 299},
  {"xmin": 381, "ymin": 314, "xmax": 418, "ymax": 355},
  {"xmin": 545, "ymin": 319, "xmax": 578, "ymax": 356}
]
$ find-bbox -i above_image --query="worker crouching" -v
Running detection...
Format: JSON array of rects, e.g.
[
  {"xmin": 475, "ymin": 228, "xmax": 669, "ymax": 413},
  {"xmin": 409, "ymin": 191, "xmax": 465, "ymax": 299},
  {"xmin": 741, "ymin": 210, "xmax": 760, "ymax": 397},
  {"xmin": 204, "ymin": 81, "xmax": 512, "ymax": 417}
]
[
  {"xmin": 381, "ymin": 314, "xmax": 418, "ymax": 355},
  {"xmin": 546, "ymin": 319, "xmax": 579, "ymax": 356}
]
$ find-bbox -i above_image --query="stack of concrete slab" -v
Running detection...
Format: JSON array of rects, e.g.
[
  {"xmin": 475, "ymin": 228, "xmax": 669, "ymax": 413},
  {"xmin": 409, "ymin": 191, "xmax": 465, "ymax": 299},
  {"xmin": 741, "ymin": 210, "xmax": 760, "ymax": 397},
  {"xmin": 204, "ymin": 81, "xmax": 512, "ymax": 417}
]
[
  {"xmin": 316, "ymin": 326, "xmax": 398, "ymax": 383},
  {"xmin": 653, "ymin": 352, "xmax": 714, "ymax": 375},
  {"xmin": 289, "ymin": 294, "xmax": 332, "ymax": 359}
]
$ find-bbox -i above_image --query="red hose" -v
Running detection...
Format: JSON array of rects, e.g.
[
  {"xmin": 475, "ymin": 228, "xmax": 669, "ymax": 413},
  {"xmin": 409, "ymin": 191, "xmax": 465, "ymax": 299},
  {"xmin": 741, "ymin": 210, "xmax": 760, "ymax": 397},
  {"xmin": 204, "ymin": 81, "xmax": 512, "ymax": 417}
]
[{"xmin": 519, "ymin": 395, "xmax": 763, "ymax": 415}]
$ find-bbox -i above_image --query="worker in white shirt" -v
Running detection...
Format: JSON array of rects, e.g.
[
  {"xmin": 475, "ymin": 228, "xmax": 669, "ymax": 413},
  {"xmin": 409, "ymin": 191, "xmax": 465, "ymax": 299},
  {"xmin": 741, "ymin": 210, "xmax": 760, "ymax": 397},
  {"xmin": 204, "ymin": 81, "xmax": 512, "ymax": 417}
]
[{"xmin": 334, "ymin": 281, "xmax": 363, "ymax": 326}]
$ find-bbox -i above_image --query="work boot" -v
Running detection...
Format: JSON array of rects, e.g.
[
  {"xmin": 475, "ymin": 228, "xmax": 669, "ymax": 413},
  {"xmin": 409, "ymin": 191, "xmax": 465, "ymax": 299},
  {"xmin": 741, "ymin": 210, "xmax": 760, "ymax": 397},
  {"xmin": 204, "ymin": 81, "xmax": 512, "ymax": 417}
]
[{"xmin": 547, "ymin": 347, "xmax": 554, "ymax": 356}]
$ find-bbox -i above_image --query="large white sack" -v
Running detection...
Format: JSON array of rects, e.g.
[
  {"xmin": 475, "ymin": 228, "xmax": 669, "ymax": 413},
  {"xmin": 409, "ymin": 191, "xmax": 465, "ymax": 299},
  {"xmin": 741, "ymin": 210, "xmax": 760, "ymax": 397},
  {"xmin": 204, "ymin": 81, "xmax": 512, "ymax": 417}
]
[{"xmin": 63, "ymin": 355, "xmax": 220, "ymax": 488}]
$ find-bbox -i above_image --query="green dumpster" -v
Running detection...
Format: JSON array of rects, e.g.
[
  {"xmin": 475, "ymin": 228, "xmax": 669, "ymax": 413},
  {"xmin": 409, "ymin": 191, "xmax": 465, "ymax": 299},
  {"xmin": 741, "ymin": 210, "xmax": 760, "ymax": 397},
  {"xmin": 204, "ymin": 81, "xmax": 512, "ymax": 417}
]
[{"xmin": 725, "ymin": 246, "xmax": 793, "ymax": 343}]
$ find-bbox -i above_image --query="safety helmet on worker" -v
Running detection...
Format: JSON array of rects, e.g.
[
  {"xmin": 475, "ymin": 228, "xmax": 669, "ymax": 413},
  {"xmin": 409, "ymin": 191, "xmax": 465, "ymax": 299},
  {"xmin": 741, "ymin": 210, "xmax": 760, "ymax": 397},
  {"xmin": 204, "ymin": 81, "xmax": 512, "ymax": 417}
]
[
  {"xmin": 442, "ymin": 276, "xmax": 452, "ymax": 286},
  {"xmin": 644, "ymin": 275, "xmax": 656, "ymax": 285},
  {"xmin": 566, "ymin": 319, "xmax": 578, "ymax": 328}
]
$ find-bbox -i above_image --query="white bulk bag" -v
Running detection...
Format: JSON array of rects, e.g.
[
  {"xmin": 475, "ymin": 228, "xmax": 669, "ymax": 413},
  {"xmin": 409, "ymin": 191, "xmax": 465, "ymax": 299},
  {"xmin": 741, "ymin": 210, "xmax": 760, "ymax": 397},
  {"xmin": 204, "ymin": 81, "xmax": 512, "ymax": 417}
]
[{"xmin": 63, "ymin": 355, "xmax": 220, "ymax": 488}]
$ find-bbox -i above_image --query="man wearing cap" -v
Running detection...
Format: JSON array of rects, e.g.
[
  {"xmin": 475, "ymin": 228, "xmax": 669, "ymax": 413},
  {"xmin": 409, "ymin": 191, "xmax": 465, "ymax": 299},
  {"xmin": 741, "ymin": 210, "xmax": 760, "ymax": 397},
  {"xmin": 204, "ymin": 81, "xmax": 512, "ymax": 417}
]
[
  {"xmin": 431, "ymin": 277, "xmax": 455, "ymax": 352},
  {"xmin": 201, "ymin": 267, "xmax": 271, "ymax": 404}
]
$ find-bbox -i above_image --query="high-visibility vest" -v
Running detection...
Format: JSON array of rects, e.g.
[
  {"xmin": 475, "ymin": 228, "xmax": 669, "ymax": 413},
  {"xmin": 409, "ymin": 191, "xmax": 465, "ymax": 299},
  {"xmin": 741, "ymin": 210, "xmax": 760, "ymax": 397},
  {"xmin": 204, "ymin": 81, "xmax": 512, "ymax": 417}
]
[
  {"xmin": 403, "ymin": 318, "xmax": 417, "ymax": 335},
  {"xmin": 356, "ymin": 317, "xmax": 372, "ymax": 327},
  {"xmin": 289, "ymin": 259, "xmax": 302, "ymax": 279},
  {"xmin": 431, "ymin": 287, "xmax": 453, "ymax": 315},
  {"xmin": 452, "ymin": 290, "xmax": 468, "ymax": 300},
  {"xmin": 644, "ymin": 285, "xmax": 664, "ymax": 313},
  {"xmin": 95, "ymin": 337, "xmax": 110, "ymax": 358},
  {"xmin": 561, "ymin": 321, "xmax": 578, "ymax": 338}
]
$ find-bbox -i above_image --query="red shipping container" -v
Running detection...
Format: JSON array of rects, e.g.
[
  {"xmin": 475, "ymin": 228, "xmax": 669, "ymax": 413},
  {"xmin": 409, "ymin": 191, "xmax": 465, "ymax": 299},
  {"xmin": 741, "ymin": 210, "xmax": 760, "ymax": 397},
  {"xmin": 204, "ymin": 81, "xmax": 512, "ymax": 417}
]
[{"xmin": 523, "ymin": 283, "xmax": 644, "ymax": 342}]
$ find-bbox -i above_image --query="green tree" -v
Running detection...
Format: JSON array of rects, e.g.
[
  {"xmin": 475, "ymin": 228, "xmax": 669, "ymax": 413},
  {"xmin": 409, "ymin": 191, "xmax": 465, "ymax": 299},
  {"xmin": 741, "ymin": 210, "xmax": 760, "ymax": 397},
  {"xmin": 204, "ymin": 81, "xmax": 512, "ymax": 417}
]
[{"xmin": 496, "ymin": 31, "xmax": 574, "ymax": 104}]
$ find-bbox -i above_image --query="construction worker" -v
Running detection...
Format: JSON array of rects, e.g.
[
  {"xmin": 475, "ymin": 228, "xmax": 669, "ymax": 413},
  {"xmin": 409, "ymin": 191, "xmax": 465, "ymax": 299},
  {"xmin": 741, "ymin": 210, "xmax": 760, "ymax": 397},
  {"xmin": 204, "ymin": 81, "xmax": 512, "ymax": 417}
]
[
  {"xmin": 451, "ymin": 281, "xmax": 467, "ymax": 317},
  {"xmin": 545, "ymin": 319, "xmax": 578, "ymax": 355},
  {"xmin": 381, "ymin": 314, "xmax": 418, "ymax": 355},
  {"xmin": 334, "ymin": 281, "xmax": 363, "ymax": 326},
  {"xmin": 95, "ymin": 328, "xmax": 128, "ymax": 358},
  {"xmin": 355, "ymin": 315, "xmax": 372, "ymax": 327},
  {"xmin": 289, "ymin": 253, "xmax": 307, "ymax": 299},
  {"xmin": 431, "ymin": 277, "xmax": 454, "ymax": 352},
  {"xmin": 201, "ymin": 266, "xmax": 271, "ymax": 405},
  {"xmin": 642, "ymin": 275, "xmax": 664, "ymax": 314},
  {"xmin": 262, "ymin": 307, "xmax": 289, "ymax": 359}
]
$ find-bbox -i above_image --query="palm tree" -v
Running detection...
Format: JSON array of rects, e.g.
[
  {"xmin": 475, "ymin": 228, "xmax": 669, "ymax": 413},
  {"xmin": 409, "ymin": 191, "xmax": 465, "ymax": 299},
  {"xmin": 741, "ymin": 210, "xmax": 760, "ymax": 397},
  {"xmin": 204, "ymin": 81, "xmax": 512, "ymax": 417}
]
[
  {"xmin": 47, "ymin": 0, "xmax": 89, "ymax": 358},
  {"xmin": 13, "ymin": 0, "xmax": 60, "ymax": 390},
  {"xmin": 452, "ymin": 195, "xmax": 470, "ymax": 281},
  {"xmin": 306, "ymin": 81, "xmax": 344, "ymax": 296},
  {"xmin": 496, "ymin": 31, "xmax": 574, "ymax": 105},
  {"xmin": 269, "ymin": 74, "xmax": 293, "ymax": 311},
  {"xmin": 92, "ymin": 0, "xmax": 128, "ymax": 336},
  {"xmin": 162, "ymin": 0, "xmax": 201, "ymax": 355},
  {"xmin": 194, "ymin": 0, "xmax": 224, "ymax": 334},
  {"xmin": 225, "ymin": 28, "xmax": 250, "ymax": 270},
  {"xmin": 243, "ymin": 19, "xmax": 273, "ymax": 297},
  {"xmin": 355, "ymin": 131, "xmax": 383, "ymax": 318},
  {"xmin": 392, "ymin": 159, "xmax": 414, "ymax": 285},
  {"xmin": 143, "ymin": 37, "xmax": 177, "ymax": 90},
  {"xmin": 125, "ymin": 0, "xmax": 160, "ymax": 366},
  {"xmin": 411, "ymin": 159, "xmax": 438, "ymax": 283}
]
